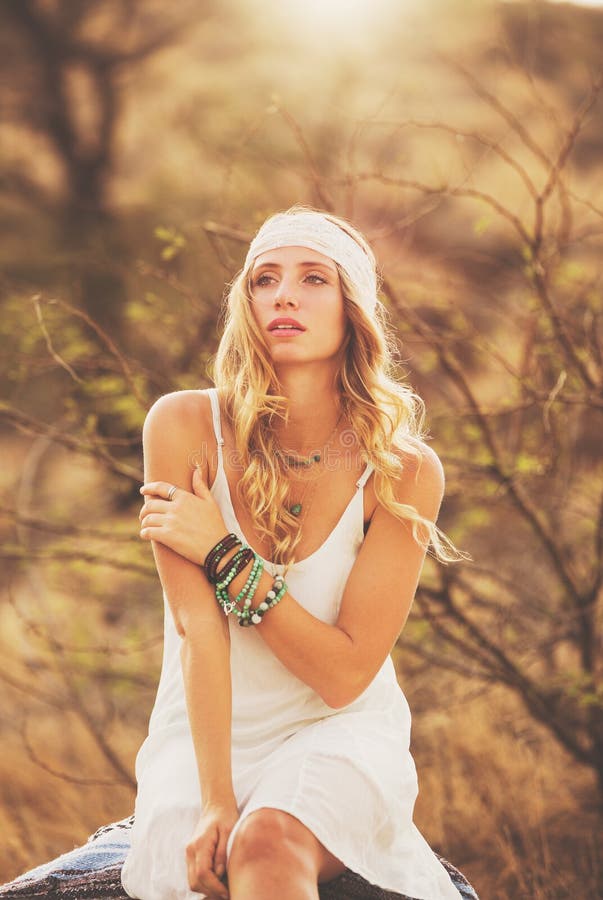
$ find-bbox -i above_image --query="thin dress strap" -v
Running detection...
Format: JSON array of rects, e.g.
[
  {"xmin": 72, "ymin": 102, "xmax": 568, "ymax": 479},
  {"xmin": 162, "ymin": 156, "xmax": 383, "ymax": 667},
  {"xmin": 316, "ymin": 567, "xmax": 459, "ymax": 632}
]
[
  {"xmin": 207, "ymin": 387, "xmax": 225, "ymax": 466},
  {"xmin": 356, "ymin": 461, "xmax": 374, "ymax": 489}
]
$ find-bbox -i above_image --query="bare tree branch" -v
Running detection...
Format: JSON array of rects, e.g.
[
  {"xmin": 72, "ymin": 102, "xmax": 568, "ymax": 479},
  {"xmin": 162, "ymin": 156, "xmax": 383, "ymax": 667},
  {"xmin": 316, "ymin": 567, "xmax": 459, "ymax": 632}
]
[
  {"xmin": 0, "ymin": 504, "xmax": 141, "ymax": 542},
  {"xmin": 21, "ymin": 716, "xmax": 132, "ymax": 787},
  {"xmin": 0, "ymin": 402, "xmax": 143, "ymax": 481},
  {"xmin": 34, "ymin": 294, "xmax": 148, "ymax": 406},
  {"xmin": 276, "ymin": 105, "xmax": 335, "ymax": 211},
  {"xmin": 0, "ymin": 547, "xmax": 154, "ymax": 576}
]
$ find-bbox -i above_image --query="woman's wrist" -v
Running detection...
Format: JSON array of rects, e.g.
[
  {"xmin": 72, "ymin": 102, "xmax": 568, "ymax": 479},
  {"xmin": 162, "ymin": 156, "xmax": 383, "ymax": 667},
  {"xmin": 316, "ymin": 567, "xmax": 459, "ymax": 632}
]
[
  {"xmin": 201, "ymin": 788, "xmax": 238, "ymax": 812},
  {"xmin": 201, "ymin": 776, "xmax": 237, "ymax": 809},
  {"xmin": 204, "ymin": 533, "xmax": 255, "ymax": 593},
  {"xmin": 204, "ymin": 535, "xmax": 288, "ymax": 625},
  {"xmin": 202, "ymin": 530, "xmax": 237, "ymax": 570},
  {"xmin": 227, "ymin": 554, "xmax": 260, "ymax": 603},
  {"xmin": 213, "ymin": 544, "xmax": 250, "ymax": 582}
]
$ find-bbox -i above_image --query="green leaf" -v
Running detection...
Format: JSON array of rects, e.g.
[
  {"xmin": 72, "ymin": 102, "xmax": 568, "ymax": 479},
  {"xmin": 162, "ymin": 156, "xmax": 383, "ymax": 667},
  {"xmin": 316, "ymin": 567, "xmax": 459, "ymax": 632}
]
[{"xmin": 473, "ymin": 215, "xmax": 491, "ymax": 236}]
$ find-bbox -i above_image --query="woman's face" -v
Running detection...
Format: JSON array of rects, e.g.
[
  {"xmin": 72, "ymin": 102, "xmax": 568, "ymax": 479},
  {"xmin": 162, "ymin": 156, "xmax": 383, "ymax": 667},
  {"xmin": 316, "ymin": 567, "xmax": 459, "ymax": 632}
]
[{"xmin": 249, "ymin": 245, "xmax": 347, "ymax": 365}]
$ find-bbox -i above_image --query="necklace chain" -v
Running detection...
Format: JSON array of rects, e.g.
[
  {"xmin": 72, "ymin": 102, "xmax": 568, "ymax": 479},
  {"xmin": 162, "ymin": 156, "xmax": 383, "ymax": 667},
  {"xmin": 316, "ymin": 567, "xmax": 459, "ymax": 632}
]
[
  {"xmin": 274, "ymin": 411, "xmax": 344, "ymax": 471},
  {"xmin": 274, "ymin": 411, "xmax": 344, "ymax": 519}
]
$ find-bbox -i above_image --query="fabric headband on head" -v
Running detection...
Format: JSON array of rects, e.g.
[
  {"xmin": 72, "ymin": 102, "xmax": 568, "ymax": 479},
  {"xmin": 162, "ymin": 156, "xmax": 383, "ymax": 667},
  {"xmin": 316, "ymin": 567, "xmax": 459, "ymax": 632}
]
[{"xmin": 244, "ymin": 212, "xmax": 378, "ymax": 316}]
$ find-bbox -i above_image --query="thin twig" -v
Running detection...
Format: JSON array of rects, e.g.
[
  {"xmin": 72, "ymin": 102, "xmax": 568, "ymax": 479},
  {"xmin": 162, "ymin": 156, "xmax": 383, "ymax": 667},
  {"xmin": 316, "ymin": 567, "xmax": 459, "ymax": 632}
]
[
  {"xmin": 354, "ymin": 116, "xmax": 539, "ymax": 199},
  {"xmin": 0, "ymin": 547, "xmax": 154, "ymax": 576},
  {"xmin": 439, "ymin": 55, "xmax": 553, "ymax": 169},
  {"xmin": 0, "ymin": 505, "xmax": 141, "ymax": 541},
  {"xmin": 21, "ymin": 717, "xmax": 130, "ymax": 787},
  {"xmin": 277, "ymin": 105, "xmax": 335, "ymax": 211},
  {"xmin": 32, "ymin": 294, "xmax": 84, "ymax": 384},
  {"xmin": 42, "ymin": 295, "xmax": 148, "ymax": 407},
  {"xmin": 0, "ymin": 402, "xmax": 143, "ymax": 481}
]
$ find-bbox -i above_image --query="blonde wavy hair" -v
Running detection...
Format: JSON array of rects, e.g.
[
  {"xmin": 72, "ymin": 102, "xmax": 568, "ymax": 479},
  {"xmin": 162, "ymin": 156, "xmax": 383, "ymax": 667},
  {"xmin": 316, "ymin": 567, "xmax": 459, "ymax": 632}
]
[{"xmin": 209, "ymin": 206, "xmax": 466, "ymax": 574}]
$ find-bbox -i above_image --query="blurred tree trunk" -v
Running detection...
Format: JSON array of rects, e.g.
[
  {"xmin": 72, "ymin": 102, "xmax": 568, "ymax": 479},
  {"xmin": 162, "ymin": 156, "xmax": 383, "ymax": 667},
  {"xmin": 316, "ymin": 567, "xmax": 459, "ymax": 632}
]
[{"xmin": 1, "ymin": 0, "xmax": 199, "ymax": 329}]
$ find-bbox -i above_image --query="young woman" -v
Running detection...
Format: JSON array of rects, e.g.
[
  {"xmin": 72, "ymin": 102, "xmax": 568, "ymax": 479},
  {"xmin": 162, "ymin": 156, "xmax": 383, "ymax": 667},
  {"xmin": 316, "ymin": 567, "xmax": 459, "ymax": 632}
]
[{"xmin": 121, "ymin": 207, "xmax": 468, "ymax": 900}]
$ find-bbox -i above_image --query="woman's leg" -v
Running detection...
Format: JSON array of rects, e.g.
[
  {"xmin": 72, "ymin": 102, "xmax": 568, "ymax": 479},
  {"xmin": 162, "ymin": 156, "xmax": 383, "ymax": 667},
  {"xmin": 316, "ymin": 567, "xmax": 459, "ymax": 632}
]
[{"xmin": 227, "ymin": 808, "xmax": 346, "ymax": 900}]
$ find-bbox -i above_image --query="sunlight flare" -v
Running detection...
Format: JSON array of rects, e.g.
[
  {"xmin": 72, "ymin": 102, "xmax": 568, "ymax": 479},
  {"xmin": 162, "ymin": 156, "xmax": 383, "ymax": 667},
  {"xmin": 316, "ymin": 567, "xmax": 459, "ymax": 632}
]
[{"xmin": 272, "ymin": 0, "xmax": 400, "ymax": 42}]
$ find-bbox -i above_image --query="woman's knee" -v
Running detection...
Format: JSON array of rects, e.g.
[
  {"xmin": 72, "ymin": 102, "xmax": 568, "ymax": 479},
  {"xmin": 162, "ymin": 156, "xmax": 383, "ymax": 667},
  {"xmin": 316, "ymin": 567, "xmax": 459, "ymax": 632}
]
[{"xmin": 229, "ymin": 808, "xmax": 317, "ymax": 870}]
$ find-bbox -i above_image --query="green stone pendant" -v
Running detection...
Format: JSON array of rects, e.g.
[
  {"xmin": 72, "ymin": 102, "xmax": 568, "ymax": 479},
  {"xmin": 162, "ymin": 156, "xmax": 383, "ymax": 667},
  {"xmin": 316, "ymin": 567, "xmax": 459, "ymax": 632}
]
[
  {"xmin": 285, "ymin": 452, "xmax": 321, "ymax": 467},
  {"xmin": 290, "ymin": 502, "xmax": 302, "ymax": 516}
]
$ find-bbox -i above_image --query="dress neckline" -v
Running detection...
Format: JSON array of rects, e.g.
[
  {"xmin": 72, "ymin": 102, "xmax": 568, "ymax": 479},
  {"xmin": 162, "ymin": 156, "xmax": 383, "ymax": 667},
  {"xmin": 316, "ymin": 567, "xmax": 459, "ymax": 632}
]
[
  {"xmin": 206, "ymin": 387, "xmax": 374, "ymax": 569},
  {"xmin": 212, "ymin": 465, "xmax": 370, "ymax": 569}
]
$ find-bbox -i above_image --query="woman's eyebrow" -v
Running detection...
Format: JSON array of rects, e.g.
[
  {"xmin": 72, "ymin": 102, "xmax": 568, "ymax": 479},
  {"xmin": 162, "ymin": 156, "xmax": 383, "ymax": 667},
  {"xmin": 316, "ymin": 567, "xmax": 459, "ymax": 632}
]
[{"xmin": 253, "ymin": 260, "xmax": 338, "ymax": 273}]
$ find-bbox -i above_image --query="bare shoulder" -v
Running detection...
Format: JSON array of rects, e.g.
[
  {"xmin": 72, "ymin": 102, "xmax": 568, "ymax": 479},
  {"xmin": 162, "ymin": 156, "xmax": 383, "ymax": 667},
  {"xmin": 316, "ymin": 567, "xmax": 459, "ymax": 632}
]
[
  {"xmin": 386, "ymin": 436, "xmax": 445, "ymax": 519},
  {"xmin": 143, "ymin": 389, "xmax": 213, "ymax": 440},
  {"xmin": 397, "ymin": 436, "xmax": 444, "ymax": 482},
  {"xmin": 144, "ymin": 388, "xmax": 211, "ymax": 423},
  {"xmin": 142, "ymin": 389, "xmax": 216, "ymax": 481}
]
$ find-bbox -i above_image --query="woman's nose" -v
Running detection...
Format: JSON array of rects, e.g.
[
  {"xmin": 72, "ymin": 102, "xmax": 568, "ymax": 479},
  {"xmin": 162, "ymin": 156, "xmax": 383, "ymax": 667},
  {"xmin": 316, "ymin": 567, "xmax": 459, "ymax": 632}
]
[{"xmin": 274, "ymin": 282, "xmax": 298, "ymax": 307}]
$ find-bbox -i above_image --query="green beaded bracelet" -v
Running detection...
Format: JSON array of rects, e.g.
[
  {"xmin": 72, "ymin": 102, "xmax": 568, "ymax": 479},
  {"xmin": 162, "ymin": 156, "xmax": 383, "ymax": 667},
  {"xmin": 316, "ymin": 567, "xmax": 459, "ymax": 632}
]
[
  {"xmin": 214, "ymin": 547, "xmax": 253, "ymax": 610},
  {"xmin": 235, "ymin": 554, "xmax": 264, "ymax": 608},
  {"xmin": 216, "ymin": 552, "xmax": 263, "ymax": 615},
  {"xmin": 239, "ymin": 572, "xmax": 287, "ymax": 627},
  {"xmin": 214, "ymin": 547, "xmax": 287, "ymax": 626}
]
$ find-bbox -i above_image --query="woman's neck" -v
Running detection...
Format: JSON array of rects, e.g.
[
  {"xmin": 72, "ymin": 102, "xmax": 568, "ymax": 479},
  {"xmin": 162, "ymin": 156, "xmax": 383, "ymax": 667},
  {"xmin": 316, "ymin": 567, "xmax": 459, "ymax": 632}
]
[{"xmin": 273, "ymin": 366, "xmax": 343, "ymax": 451}]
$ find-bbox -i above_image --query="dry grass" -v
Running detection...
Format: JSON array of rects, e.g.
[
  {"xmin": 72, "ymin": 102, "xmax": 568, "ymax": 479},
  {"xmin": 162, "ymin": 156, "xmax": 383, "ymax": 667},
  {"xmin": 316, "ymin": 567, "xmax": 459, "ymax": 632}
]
[
  {"xmin": 0, "ymin": 723, "xmax": 135, "ymax": 881},
  {"xmin": 412, "ymin": 684, "xmax": 602, "ymax": 899}
]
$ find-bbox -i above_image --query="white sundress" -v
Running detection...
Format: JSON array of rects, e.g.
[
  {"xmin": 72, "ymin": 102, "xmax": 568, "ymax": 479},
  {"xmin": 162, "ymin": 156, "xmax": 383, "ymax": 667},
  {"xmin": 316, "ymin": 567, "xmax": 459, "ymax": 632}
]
[{"xmin": 121, "ymin": 387, "xmax": 462, "ymax": 900}]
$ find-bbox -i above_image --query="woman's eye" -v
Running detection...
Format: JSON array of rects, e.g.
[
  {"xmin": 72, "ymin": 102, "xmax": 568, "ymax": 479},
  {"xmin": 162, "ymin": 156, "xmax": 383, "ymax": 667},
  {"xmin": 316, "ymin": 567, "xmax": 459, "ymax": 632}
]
[
  {"xmin": 305, "ymin": 273, "xmax": 327, "ymax": 284},
  {"xmin": 254, "ymin": 274, "xmax": 274, "ymax": 286}
]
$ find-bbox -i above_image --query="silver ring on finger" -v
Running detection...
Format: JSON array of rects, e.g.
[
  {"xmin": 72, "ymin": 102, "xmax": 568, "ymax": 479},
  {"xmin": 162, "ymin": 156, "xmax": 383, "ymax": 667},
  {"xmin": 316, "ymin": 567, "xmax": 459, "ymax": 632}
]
[{"xmin": 167, "ymin": 485, "xmax": 177, "ymax": 501}]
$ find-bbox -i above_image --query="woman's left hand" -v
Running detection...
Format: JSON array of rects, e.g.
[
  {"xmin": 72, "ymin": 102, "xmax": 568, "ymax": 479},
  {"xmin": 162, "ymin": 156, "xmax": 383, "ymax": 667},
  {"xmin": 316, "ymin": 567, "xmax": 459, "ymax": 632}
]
[{"xmin": 139, "ymin": 468, "xmax": 229, "ymax": 566}]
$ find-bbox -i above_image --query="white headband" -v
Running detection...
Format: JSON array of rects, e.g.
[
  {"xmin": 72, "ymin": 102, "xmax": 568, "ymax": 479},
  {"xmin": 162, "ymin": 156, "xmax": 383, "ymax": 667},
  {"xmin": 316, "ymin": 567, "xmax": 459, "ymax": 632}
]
[{"xmin": 244, "ymin": 212, "xmax": 378, "ymax": 316}]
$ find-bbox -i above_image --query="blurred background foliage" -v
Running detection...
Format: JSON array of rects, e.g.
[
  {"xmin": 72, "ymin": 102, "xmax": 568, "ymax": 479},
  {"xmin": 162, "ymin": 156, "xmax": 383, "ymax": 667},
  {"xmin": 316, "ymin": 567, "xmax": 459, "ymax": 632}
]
[{"xmin": 1, "ymin": 0, "xmax": 603, "ymax": 896}]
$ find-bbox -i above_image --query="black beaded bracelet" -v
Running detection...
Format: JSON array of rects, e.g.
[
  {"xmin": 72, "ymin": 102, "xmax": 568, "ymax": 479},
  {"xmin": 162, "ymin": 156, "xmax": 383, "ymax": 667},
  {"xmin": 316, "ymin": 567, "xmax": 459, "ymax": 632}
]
[
  {"xmin": 215, "ymin": 546, "xmax": 255, "ymax": 587},
  {"xmin": 204, "ymin": 532, "xmax": 239, "ymax": 569},
  {"xmin": 207, "ymin": 546, "xmax": 240, "ymax": 583},
  {"xmin": 204, "ymin": 533, "xmax": 241, "ymax": 582},
  {"xmin": 207, "ymin": 540, "xmax": 243, "ymax": 584}
]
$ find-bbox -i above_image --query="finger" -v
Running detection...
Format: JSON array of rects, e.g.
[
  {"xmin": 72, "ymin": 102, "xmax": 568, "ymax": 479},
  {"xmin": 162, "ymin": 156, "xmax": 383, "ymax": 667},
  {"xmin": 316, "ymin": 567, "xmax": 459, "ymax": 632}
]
[
  {"xmin": 190, "ymin": 847, "xmax": 229, "ymax": 899},
  {"xmin": 187, "ymin": 858, "xmax": 227, "ymax": 898},
  {"xmin": 139, "ymin": 525, "xmax": 162, "ymax": 541},
  {"xmin": 138, "ymin": 498, "xmax": 171, "ymax": 521},
  {"xmin": 140, "ymin": 496, "xmax": 172, "ymax": 514},
  {"xmin": 214, "ymin": 825, "xmax": 230, "ymax": 881},
  {"xmin": 139, "ymin": 512, "xmax": 163, "ymax": 530},
  {"xmin": 139, "ymin": 481, "xmax": 175, "ymax": 498},
  {"xmin": 192, "ymin": 467, "xmax": 209, "ymax": 494},
  {"xmin": 195, "ymin": 868, "xmax": 229, "ymax": 900}
]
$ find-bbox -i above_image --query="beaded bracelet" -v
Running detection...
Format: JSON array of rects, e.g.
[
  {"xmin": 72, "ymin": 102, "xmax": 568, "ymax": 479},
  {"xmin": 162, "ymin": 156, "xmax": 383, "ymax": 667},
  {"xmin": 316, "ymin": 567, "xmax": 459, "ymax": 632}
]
[
  {"xmin": 215, "ymin": 554, "xmax": 288, "ymax": 626},
  {"xmin": 209, "ymin": 538, "xmax": 289, "ymax": 626},
  {"xmin": 204, "ymin": 533, "xmax": 241, "ymax": 583},
  {"xmin": 215, "ymin": 547, "xmax": 255, "ymax": 597},
  {"xmin": 204, "ymin": 533, "xmax": 238, "ymax": 580},
  {"xmin": 238, "ymin": 572, "xmax": 288, "ymax": 627},
  {"xmin": 216, "ymin": 551, "xmax": 263, "ymax": 616},
  {"xmin": 205, "ymin": 533, "xmax": 241, "ymax": 582},
  {"xmin": 234, "ymin": 553, "xmax": 264, "ymax": 611}
]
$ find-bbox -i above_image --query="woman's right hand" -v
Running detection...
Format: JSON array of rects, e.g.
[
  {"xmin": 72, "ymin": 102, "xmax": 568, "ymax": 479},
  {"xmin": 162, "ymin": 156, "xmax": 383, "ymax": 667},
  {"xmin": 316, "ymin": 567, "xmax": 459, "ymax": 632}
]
[{"xmin": 186, "ymin": 801, "xmax": 239, "ymax": 899}]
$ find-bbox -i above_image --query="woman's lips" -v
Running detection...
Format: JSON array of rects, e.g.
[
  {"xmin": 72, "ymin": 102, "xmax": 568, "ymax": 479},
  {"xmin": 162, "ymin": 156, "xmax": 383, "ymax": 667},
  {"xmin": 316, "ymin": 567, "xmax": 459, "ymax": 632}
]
[
  {"xmin": 267, "ymin": 317, "xmax": 306, "ymax": 332},
  {"xmin": 269, "ymin": 327, "xmax": 305, "ymax": 336}
]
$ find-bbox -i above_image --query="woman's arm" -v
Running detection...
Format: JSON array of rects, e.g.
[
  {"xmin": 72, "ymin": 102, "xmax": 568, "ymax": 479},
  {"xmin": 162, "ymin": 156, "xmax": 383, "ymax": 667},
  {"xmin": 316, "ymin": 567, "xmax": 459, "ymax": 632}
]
[
  {"xmin": 141, "ymin": 391, "xmax": 237, "ymax": 898},
  {"xmin": 232, "ymin": 444, "xmax": 445, "ymax": 708},
  {"xmin": 142, "ymin": 440, "xmax": 445, "ymax": 710}
]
